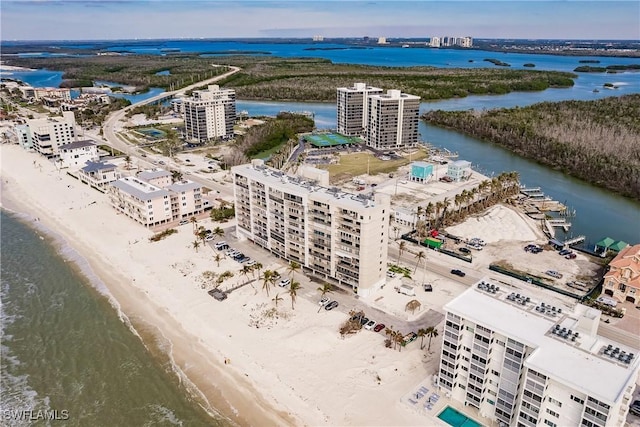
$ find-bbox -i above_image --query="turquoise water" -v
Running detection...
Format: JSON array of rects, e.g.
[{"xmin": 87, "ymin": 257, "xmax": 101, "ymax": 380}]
[
  {"xmin": 438, "ymin": 406, "xmax": 483, "ymax": 427},
  {"xmin": 0, "ymin": 210, "xmax": 224, "ymax": 426}
]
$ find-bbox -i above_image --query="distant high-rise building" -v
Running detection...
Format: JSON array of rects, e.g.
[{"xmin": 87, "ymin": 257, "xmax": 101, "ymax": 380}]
[
  {"xmin": 365, "ymin": 90, "xmax": 420, "ymax": 150},
  {"xmin": 336, "ymin": 82, "xmax": 383, "ymax": 136},
  {"xmin": 183, "ymin": 85, "xmax": 236, "ymax": 144},
  {"xmin": 312, "ymin": 35, "xmax": 324, "ymax": 42},
  {"xmin": 429, "ymin": 36, "xmax": 441, "ymax": 48},
  {"xmin": 377, "ymin": 37, "xmax": 387, "ymax": 44}
]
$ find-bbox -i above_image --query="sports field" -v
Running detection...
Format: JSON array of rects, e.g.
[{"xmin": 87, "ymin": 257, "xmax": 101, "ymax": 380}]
[{"xmin": 305, "ymin": 133, "xmax": 361, "ymax": 147}]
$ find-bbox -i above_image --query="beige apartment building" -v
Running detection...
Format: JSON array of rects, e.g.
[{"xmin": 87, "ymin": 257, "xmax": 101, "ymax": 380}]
[
  {"xmin": 232, "ymin": 160, "xmax": 390, "ymax": 295},
  {"xmin": 183, "ymin": 84, "xmax": 236, "ymax": 144},
  {"xmin": 602, "ymin": 244, "xmax": 640, "ymax": 307},
  {"xmin": 438, "ymin": 282, "xmax": 639, "ymax": 427},
  {"xmin": 18, "ymin": 111, "xmax": 77, "ymax": 157},
  {"xmin": 366, "ymin": 89, "xmax": 420, "ymax": 151},
  {"xmin": 336, "ymin": 82, "xmax": 383, "ymax": 136},
  {"xmin": 109, "ymin": 169, "xmax": 204, "ymax": 227}
]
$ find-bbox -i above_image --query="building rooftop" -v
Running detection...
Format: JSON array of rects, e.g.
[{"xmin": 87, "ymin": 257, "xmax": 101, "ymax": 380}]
[
  {"xmin": 111, "ymin": 177, "xmax": 169, "ymax": 201},
  {"xmin": 232, "ymin": 162, "xmax": 389, "ymax": 210},
  {"xmin": 167, "ymin": 180, "xmax": 201, "ymax": 193},
  {"xmin": 58, "ymin": 140, "xmax": 96, "ymax": 150},
  {"xmin": 445, "ymin": 282, "xmax": 640, "ymax": 404},
  {"xmin": 81, "ymin": 160, "xmax": 116, "ymax": 173},
  {"xmin": 411, "ymin": 161, "xmax": 432, "ymax": 168},
  {"xmin": 138, "ymin": 169, "xmax": 172, "ymax": 181},
  {"xmin": 338, "ymin": 82, "xmax": 383, "ymax": 93},
  {"xmin": 369, "ymin": 89, "xmax": 420, "ymax": 101}
]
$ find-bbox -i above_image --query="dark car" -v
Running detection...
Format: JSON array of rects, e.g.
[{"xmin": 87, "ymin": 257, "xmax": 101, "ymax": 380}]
[
  {"xmin": 451, "ymin": 269, "xmax": 466, "ymax": 277},
  {"xmin": 423, "ymin": 284, "xmax": 433, "ymax": 292},
  {"xmin": 459, "ymin": 247, "xmax": 471, "ymax": 254},
  {"xmin": 374, "ymin": 323, "xmax": 386, "ymax": 333},
  {"xmin": 559, "ymin": 249, "xmax": 571, "ymax": 256},
  {"xmin": 360, "ymin": 317, "xmax": 369, "ymax": 326},
  {"xmin": 631, "ymin": 400, "xmax": 640, "ymax": 416},
  {"xmin": 565, "ymin": 253, "xmax": 577, "ymax": 259},
  {"xmin": 324, "ymin": 301, "xmax": 339, "ymax": 311}
]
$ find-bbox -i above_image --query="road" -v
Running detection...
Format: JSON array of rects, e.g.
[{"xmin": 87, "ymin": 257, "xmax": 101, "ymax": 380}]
[{"xmin": 101, "ymin": 65, "xmax": 241, "ymax": 163}]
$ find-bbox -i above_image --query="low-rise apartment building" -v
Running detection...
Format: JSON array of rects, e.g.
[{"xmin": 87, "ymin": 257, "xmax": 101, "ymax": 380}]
[
  {"xmin": 78, "ymin": 161, "xmax": 118, "ymax": 190},
  {"xmin": 438, "ymin": 282, "xmax": 639, "ymax": 427},
  {"xmin": 232, "ymin": 160, "xmax": 390, "ymax": 295},
  {"xmin": 108, "ymin": 170, "xmax": 204, "ymax": 227},
  {"xmin": 602, "ymin": 244, "xmax": 640, "ymax": 307},
  {"xmin": 58, "ymin": 140, "xmax": 98, "ymax": 169}
]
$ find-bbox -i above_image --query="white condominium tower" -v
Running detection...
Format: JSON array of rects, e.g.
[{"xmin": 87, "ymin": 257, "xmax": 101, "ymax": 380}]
[
  {"xmin": 19, "ymin": 111, "xmax": 77, "ymax": 157},
  {"xmin": 232, "ymin": 160, "xmax": 390, "ymax": 296},
  {"xmin": 183, "ymin": 84, "xmax": 236, "ymax": 144},
  {"xmin": 366, "ymin": 89, "xmax": 420, "ymax": 150},
  {"xmin": 336, "ymin": 82, "xmax": 383, "ymax": 136},
  {"xmin": 438, "ymin": 282, "xmax": 639, "ymax": 427}
]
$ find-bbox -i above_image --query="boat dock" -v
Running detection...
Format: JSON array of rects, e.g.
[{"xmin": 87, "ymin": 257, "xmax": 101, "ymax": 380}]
[{"xmin": 547, "ymin": 218, "xmax": 572, "ymax": 232}]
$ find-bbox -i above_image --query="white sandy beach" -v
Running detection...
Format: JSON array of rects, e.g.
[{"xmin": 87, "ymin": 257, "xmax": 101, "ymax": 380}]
[{"xmin": 0, "ymin": 144, "xmax": 455, "ymax": 426}]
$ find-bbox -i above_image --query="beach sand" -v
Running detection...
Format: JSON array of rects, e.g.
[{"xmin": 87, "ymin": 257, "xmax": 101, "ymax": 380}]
[{"xmin": 0, "ymin": 145, "xmax": 449, "ymax": 426}]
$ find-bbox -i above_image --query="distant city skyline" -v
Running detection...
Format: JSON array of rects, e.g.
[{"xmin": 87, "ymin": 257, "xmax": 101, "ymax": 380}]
[{"xmin": 1, "ymin": 1, "xmax": 639, "ymax": 41}]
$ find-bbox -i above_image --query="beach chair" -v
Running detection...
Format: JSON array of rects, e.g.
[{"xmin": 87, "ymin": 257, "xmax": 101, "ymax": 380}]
[
  {"xmin": 419, "ymin": 386, "xmax": 429, "ymax": 394},
  {"xmin": 409, "ymin": 398, "xmax": 418, "ymax": 405}
]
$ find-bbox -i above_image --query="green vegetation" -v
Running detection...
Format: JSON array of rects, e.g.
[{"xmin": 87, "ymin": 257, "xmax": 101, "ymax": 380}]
[
  {"xmin": 388, "ymin": 264, "xmax": 412, "ymax": 278},
  {"xmin": 210, "ymin": 203, "xmax": 235, "ymax": 222},
  {"xmin": 484, "ymin": 58, "xmax": 511, "ymax": 67},
  {"xmin": 3, "ymin": 54, "xmax": 576, "ymax": 102},
  {"xmin": 574, "ymin": 64, "xmax": 640, "ymax": 73},
  {"xmin": 3, "ymin": 55, "xmax": 230, "ymax": 92},
  {"xmin": 97, "ymin": 144, "xmax": 125, "ymax": 156},
  {"xmin": 320, "ymin": 150, "xmax": 428, "ymax": 183},
  {"xmin": 422, "ymin": 94, "xmax": 640, "ymax": 200},
  {"xmin": 242, "ymin": 112, "xmax": 313, "ymax": 158},
  {"xmin": 75, "ymin": 97, "xmax": 131, "ymax": 127},
  {"xmin": 149, "ymin": 228, "xmax": 177, "ymax": 242},
  {"xmin": 523, "ymin": 63, "xmax": 536, "ymax": 68}
]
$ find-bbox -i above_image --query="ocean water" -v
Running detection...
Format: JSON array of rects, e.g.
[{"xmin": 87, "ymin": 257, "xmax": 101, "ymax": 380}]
[{"xmin": 0, "ymin": 210, "xmax": 225, "ymax": 427}]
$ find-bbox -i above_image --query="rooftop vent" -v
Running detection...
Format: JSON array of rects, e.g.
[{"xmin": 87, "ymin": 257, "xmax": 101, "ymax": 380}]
[{"xmin": 602, "ymin": 345, "xmax": 634, "ymax": 364}]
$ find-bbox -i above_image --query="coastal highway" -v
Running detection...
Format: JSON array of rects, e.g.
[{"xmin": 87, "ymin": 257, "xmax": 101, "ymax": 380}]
[{"xmin": 101, "ymin": 65, "xmax": 241, "ymax": 164}]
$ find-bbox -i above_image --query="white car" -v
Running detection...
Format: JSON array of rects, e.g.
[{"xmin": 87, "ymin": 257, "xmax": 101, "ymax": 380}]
[
  {"xmin": 205, "ymin": 235, "xmax": 215, "ymax": 241},
  {"xmin": 386, "ymin": 271, "xmax": 396, "ymax": 278},
  {"xmin": 319, "ymin": 297, "xmax": 330, "ymax": 306},
  {"xmin": 364, "ymin": 320, "xmax": 377, "ymax": 330},
  {"xmin": 214, "ymin": 241, "xmax": 227, "ymax": 249},
  {"xmin": 278, "ymin": 278, "xmax": 291, "ymax": 288},
  {"xmin": 245, "ymin": 260, "xmax": 256, "ymax": 267}
]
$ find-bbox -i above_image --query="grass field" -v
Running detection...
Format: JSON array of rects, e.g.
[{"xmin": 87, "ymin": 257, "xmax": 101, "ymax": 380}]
[{"xmin": 320, "ymin": 149, "xmax": 428, "ymax": 182}]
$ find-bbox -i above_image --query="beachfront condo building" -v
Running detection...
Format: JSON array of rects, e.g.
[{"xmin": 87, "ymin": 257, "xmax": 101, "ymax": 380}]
[
  {"xmin": 78, "ymin": 161, "xmax": 119, "ymax": 190},
  {"xmin": 437, "ymin": 282, "xmax": 639, "ymax": 427},
  {"xmin": 182, "ymin": 84, "xmax": 236, "ymax": 144},
  {"xmin": 601, "ymin": 244, "xmax": 640, "ymax": 308},
  {"xmin": 365, "ymin": 89, "xmax": 420, "ymax": 151},
  {"xmin": 336, "ymin": 83, "xmax": 383, "ymax": 136},
  {"xmin": 58, "ymin": 140, "xmax": 98, "ymax": 169},
  {"xmin": 108, "ymin": 169, "xmax": 204, "ymax": 227},
  {"xmin": 18, "ymin": 111, "xmax": 77, "ymax": 157},
  {"xmin": 232, "ymin": 160, "xmax": 390, "ymax": 296}
]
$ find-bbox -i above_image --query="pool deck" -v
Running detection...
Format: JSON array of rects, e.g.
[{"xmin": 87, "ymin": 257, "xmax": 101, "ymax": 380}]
[{"xmin": 401, "ymin": 376, "xmax": 494, "ymax": 426}]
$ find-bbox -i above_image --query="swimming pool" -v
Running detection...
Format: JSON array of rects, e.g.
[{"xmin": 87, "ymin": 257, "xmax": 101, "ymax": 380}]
[{"xmin": 437, "ymin": 406, "xmax": 483, "ymax": 427}]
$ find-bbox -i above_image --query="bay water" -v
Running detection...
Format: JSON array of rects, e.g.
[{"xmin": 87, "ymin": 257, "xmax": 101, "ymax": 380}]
[{"xmin": 0, "ymin": 210, "xmax": 225, "ymax": 427}]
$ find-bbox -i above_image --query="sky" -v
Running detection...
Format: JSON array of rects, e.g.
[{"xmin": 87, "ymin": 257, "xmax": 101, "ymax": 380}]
[{"xmin": 1, "ymin": 1, "xmax": 639, "ymax": 41}]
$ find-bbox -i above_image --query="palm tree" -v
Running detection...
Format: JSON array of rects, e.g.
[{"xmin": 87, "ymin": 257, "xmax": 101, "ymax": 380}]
[
  {"xmin": 287, "ymin": 261, "xmax": 301, "ymax": 280},
  {"xmin": 385, "ymin": 326, "xmax": 396, "ymax": 349},
  {"xmin": 425, "ymin": 326, "xmax": 439, "ymax": 351},
  {"xmin": 316, "ymin": 282, "xmax": 333, "ymax": 313},
  {"xmin": 124, "ymin": 155, "xmax": 132, "ymax": 170},
  {"xmin": 417, "ymin": 328, "xmax": 427, "ymax": 350},
  {"xmin": 213, "ymin": 226, "xmax": 225, "ymax": 239},
  {"xmin": 394, "ymin": 331, "xmax": 405, "ymax": 352},
  {"xmin": 414, "ymin": 250, "xmax": 425, "ymax": 274},
  {"xmin": 397, "ymin": 240, "xmax": 406, "ymax": 264},
  {"xmin": 240, "ymin": 265, "xmax": 252, "ymax": 283},
  {"xmin": 192, "ymin": 240, "xmax": 200, "ymax": 252},
  {"xmin": 171, "ymin": 170, "xmax": 183, "ymax": 183},
  {"xmin": 272, "ymin": 293, "xmax": 284, "ymax": 308},
  {"xmin": 197, "ymin": 227, "xmax": 208, "ymax": 244},
  {"xmin": 262, "ymin": 270, "xmax": 275, "ymax": 296},
  {"xmin": 251, "ymin": 262, "xmax": 263, "ymax": 279},
  {"xmin": 214, "ymin": 254, "xmax": 222, "ymax": 267},
  {"xmin": 288, "ymin": 281, "xmax": 301, "ymax": 310},
  {"xmin": 190, "ymin": 216, "xmax": 198, "ymax": 233}
]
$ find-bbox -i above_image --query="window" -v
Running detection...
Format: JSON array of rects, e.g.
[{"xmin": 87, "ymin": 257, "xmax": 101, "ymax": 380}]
[
  {"xmin": 543, "ymin": 419, "xmax": 557, "ymax": 427},
  {"xmin": 548, "ymin": 397, "xmax": 562, "ymax": 407},
  {"xmin": 571, "ymin": 395, "xmax": 585, "ymax": 405},
  {"xmin": 546, "ymin": 408, "xmax": 559, "ymax": 417}
]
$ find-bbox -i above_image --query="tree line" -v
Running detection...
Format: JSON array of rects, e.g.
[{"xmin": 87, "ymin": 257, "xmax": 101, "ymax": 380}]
[{"xmin": 422, "ymin": 95, "xmax": 640, "ymax": 200}]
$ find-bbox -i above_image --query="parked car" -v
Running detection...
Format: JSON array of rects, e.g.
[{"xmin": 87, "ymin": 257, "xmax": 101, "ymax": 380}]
[
  {"xmin": 232, "ymin": 253, "xmax": 245, "ymax": 260},
  {"xmin": 402, "ymin": 332, "xmax": 418, "ymax": 346},
  {"xmin": 545, "ymin": 270, "xmax": 563, "ymax": 279},
  {"xmin": 237, "ymin": 256, "xmax": 251, "ymax": 263},
  {"xmin": 324, "ymin": 301, "xmax": 339, "ymax": 310},
  {"xmin": 459, "ymin": 247, "xmax": 471, "ymax": 254},
  {"xmin": 364, "ymin": 320, "xmax": 377, "ymax": 330},
  {"xmin": 386, "ymin": 270, "xmax": 396, "ymax": 278},
  {"xmin": 278, "ymin": 278, "xmax": 291, "ymax": 288},
  {"xmin": 319, "ymin": 297, "xmax": 330, "ymax": 306},
  {"xmin": 423, "ymin": 283, "xmax": 433, "ymax": 292},
  {"xmin": 451, "ymin": 269, "xmax": 466, "ymax": 277},
  {"xmin": 225, "ymin": 248, "xmax": 237, "ymax": 256},
  {"xmin": 205, "ymin": 235, "xmax": 215, "ymax": 242},
  {"xmin": 373, "ymin": 323, "xmax": 386, "ymax": 332},
  {"xmin": 214, "ymin": 241, "xmax": 228, "ymax": 250},
  {"xmin": 565, "ymin": 253, "xmax": 577, "ymax": 259},
  {"xmin": 360, "ymin": 317, "xmax": 370, "ymax": 326},
  {"xmin": 245, "ymin": 260, "xmax": 256, "ymax": 267},
  {"xmin": 179, "ymin": 219, "xmax": 189, "ymax": 226}
]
